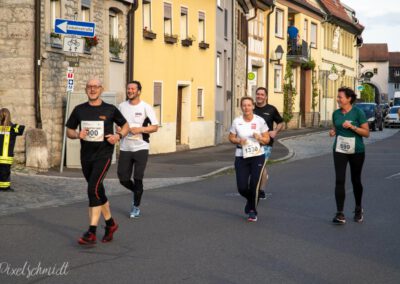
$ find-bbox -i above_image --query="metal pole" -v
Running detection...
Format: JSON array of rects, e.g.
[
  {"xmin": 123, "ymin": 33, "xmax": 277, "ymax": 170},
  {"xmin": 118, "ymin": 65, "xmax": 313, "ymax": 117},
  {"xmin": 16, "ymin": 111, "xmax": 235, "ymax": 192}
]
[
  {"xmin": 324, "ymin": 71, "xmax": 328, "ymax": 127},
  {"xmin": 60, "ymin": 90, "xmax": 71, "ymax": 173}
]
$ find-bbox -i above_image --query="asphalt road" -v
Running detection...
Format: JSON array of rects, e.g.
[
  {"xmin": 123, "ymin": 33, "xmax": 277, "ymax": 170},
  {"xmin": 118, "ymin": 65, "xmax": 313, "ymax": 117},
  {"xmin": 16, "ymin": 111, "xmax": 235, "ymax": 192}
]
[{"xmin": 1, "ymin": 132, "xmax": 399, "ymax": 284}]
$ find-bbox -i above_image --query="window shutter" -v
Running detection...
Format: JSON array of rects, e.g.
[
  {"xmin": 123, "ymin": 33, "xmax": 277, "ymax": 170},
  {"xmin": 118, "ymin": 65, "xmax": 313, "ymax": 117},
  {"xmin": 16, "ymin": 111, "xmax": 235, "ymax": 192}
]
[
  {"xmin": 81, "ymin": 0, "xmax": 91, "ymax": 8},
  {"xmin": 154, "ymin": 82, "xmax": 162, "ymax": 106},
  {"xmin": 181, "ymin": 7, "xmax": 188, "ymax": 15},
  {"xmin": 164, "ymin": 3, "xmax": 171, "ymax": 19},
  {"xmin": 199, "ymin": 11, "xmax": 205, "ymax": 20}
]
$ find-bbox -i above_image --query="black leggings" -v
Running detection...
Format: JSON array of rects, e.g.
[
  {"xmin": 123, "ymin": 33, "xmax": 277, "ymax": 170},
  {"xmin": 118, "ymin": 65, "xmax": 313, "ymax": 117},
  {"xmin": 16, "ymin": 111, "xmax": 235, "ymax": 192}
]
[
  {"xmin": 117, "ymin": 150, "xmax": 149, "ymax": 206},
  {"xmin": 234, "ymin": 155, "xmax": 266, "ymax": 214},
  {"xmin": 333, "ymin": 151, "xmax": 365, "ymax": 212},
  {"xmin": 81, "ymin": 157, "xmax": 111, "ymax": 207}
]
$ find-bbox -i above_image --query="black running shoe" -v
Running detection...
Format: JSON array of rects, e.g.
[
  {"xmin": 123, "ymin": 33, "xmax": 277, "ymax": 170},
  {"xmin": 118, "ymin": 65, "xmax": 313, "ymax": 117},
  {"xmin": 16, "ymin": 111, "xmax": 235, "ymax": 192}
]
[
  {"xmin": 78, "ymin": 231, "xmax": 96, "ymax": 245},
  {"xmin": 259, "ymin": 190, "xmax": 266, "ymax": 200},
  {"xmin": 332, "ymin": 212, "xmax": 346, "ymax": 224},
  {"xmin": 354, "ymin": 207, "xmax": 363, "ymax": 223},
  {"xmin": 248, "ymin": 211, "xmax": 258, "ymax": 222}
]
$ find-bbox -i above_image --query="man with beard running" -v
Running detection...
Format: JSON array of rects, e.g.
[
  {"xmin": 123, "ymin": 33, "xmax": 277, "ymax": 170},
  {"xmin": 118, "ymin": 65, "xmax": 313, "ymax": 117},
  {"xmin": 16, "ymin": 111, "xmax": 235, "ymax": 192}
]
[
  {"xmin": 117, "ymin": 81, "xmax": 159, "ymax": 218},
  {"xmin": 253, "ymin": 87, "xmax": 283, "ymax": 199}
]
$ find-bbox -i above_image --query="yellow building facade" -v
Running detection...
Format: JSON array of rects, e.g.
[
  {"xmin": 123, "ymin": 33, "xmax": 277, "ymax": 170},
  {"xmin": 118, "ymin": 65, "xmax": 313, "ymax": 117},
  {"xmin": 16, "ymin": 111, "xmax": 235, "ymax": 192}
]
[
  {"xmin": 267, "ymin": 0, "xmax": 324, "ymax": 128},
  {"xmin": 133, "ymin": 0, "xmax": 216, "ymax": 153}
]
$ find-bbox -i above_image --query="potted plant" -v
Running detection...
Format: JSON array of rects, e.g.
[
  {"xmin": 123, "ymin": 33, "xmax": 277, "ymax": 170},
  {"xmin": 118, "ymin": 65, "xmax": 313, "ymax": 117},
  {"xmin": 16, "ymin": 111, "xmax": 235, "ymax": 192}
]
[
  {"xmin": 199, "ymin": 41, "xmax": 210, "ymax": 49},
  {"xmin": 50, "ymin": 32, "xmax": 62, "ymax": 47},
  {"xmin": 143, "ymin": 27, "xmax": 157, "ymax": 40},
  {"xmin": 301, "ymin": 59, "xmax": 316, "ymax": 71},
  {"xmin": 181, "ymin": 35, "xmax": 195, "ymax": 47},
  {"xmin": 84, "ymin": 36, "xmax": 99, "ymax": 52},
  {"xmin": 164, "ymin": 34, "xmax": 178, "ymax": 44},
  {"xmin": 109, "ymin": 36, "xmax": 125, "ymax": 58}
]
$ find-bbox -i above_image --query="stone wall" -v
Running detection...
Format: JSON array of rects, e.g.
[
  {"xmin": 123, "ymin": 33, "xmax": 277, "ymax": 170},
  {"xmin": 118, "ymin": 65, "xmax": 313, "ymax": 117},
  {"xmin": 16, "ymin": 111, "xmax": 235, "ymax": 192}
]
[
  {"xmin": 0, "ymin": 0, "xmax": 130, "ymax": 166},
  {"xmin": 0, "ymin": 0, "xmax": 35, "ymax": 163}
]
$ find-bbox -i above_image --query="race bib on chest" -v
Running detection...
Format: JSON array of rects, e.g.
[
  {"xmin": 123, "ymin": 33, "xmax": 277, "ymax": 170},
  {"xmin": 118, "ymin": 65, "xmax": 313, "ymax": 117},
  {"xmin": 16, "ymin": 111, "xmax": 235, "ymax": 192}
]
[
  {"xmin": 336, "ymin": 135, "xmax": 355, "ymax": 154},
  {"xmin": 243, "ymin": 140, "xmax": 262, "ymax": 159},
  {"xmin": 126, "ymin": 123, "xmax": 143, "ymax": 141},
  {"xmin": 81, "ymin": 121, "xmax": 104, "ymax": 142}
]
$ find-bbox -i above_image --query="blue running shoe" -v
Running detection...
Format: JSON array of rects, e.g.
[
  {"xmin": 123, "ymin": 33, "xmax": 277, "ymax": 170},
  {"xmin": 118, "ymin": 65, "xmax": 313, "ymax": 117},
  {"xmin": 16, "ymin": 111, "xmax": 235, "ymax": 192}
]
[{"xmin": 130, "ymin": 205, "xmax": 140, "ymax": 218}]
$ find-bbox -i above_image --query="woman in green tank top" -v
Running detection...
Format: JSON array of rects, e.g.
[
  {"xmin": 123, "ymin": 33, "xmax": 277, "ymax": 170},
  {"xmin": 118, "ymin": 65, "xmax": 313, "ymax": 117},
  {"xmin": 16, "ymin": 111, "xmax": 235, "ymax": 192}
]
[{"xmin": 329, "ymin": 87, "xmax": 369, "ymax": 224}]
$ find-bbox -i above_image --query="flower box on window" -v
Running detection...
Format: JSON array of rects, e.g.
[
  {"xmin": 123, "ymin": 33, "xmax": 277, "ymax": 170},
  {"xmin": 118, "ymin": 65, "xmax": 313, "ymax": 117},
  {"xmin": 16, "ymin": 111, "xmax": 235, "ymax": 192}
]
[
  {"xmin": 143, "ymin": 29, "xmax": 157, "ymax": 40},
  {"xmin": 199, "ymin": 41, "xmax": 210, "ymax": 49},
  {"xmin": 181, "ymin": 38, "xmax": 193, "ymax": 47},
  {"xmin": 50, "ymin": 32, "xmax": 62, "ymax": 48},
  {"xmin": 164, "ymin": 34, "xmax": 178, "ymax": 44}
]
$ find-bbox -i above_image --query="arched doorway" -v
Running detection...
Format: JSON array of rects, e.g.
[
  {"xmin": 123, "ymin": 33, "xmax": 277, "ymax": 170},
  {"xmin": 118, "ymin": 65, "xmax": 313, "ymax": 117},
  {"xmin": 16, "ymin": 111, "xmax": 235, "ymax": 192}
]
[{"xmin": 364, "ymin": 82, "xmax": 381, "ymax": 104}]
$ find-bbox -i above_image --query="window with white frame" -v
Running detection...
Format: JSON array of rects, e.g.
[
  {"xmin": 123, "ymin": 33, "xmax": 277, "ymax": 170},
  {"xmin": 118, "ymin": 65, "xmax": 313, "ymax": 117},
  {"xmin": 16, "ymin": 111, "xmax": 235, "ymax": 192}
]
[
  {"xmin": 180, "ymin": 7, "xmax": 188, "ymax": 39},
  {"xmin": 275, "ymin": 9, "xmax": 283, "ymax": 38},
  {"xmin": 81, "ymin": 0, "xmax": 90, "ymax": 21},
  {"xmin": 197, "ymin": 89, "xmax": 204, "ymax": 117},
  {"xmin": 311, "ymin": 22, "xmax": 317, "ymax": 48},
  {"xmin": 395, "ymin": 83, "xmax": 400, "ymax": 90},
  {"xmin": 395, "ymin": 70, "xmax": 400, "ymax": 76},
  {"xmin": 153, "ymin": 82, "xmax": 162, "ymax": 124},
  {"xmin": 199, "ymin": 12, "xmax": 205, "ymax": 42},
  {"xmin": 109, "ymin": 10, "xmax": 119, "ymax": 39},
  {"xmin": 50, "ymin": 0, "xmax": 61, "ymax": 32},
  {"xmin": 217, "ymin": 54, "xmax": 221, "ymax": 86},
  {"xmin": 303, "ymin": 19, "xmax": 308, "ymax": 41},
  {"xmin": 224, "ymin": 9, "xmax": 228, "ymax": 38},
  {"xmin": 291, "ymin": 67, "xmax": 297, "ymax": 89},
  {"xmin": 217, "ymin": 53, "xmax": 221, "ymax": 86},
  {"xmin": 274, "ymin": 65, "xmax": 282, "ymax": 92},
  {"xmin": 143, "ymin": 0, "xmax": 152, "ymax": 31},
  {"xmin": 164, "ymin": 2, "xmax": 172, "ymax": 35}
]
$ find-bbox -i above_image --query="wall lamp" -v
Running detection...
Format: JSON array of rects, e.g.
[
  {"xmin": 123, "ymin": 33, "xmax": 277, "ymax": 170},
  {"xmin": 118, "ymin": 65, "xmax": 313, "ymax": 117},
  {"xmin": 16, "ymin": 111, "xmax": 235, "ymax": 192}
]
[{"xmin": 270, "ymin": 45, "xmax": 284, "ymax": 64}]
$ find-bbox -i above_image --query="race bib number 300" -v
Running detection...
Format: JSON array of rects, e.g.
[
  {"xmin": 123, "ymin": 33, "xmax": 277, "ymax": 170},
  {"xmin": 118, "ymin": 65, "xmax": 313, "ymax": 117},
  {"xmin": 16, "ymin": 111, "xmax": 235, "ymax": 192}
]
[
  {"xmin": 81, "ymin": 121, "xmax": 104, "ymax": 142},
  {"xmin": 243, "ymin": 140, "xmax": 262, "ymax": 159},
  {"xmin": 336, "ymin": 135, "xmax": 355, "ymax": 154}
]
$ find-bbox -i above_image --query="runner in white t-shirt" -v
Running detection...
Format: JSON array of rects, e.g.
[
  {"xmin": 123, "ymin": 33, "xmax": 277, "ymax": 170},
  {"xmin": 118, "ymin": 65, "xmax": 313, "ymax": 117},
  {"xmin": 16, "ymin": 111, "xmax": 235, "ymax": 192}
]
[
  {"xmin": 229, "ymin": 97, "xmax": 270, "ymax": 222},
  {"xmin": 117, "ymin": 81, "xmax": 159, "ymax": 218}
]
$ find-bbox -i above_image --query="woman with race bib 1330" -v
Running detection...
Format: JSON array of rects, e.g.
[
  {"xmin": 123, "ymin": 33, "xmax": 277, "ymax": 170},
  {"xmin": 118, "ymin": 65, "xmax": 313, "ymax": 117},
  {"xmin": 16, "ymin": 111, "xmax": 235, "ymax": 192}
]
[
  {"xmin": 329, "ymin": 87, "xmax": 369, "ymax": 224},
  {"xmin": 229, "ymin": 97, "xmax": 270, "ymax": 222}
]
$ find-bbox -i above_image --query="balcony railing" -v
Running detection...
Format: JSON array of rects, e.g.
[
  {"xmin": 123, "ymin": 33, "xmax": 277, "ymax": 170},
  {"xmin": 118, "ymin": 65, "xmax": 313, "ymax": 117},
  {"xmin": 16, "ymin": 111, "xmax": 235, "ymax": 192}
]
[{"xmin": 287, "ymin": 39, "xmax": 309, "ymax": 64}]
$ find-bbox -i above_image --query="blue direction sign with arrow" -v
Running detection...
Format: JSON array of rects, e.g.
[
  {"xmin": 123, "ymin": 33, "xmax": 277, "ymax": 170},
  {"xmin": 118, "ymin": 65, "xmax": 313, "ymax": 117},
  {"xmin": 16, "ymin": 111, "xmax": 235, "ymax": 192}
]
[{"xmin": 55, "ymin": 18, "xmax": 96, "ymax": 37}]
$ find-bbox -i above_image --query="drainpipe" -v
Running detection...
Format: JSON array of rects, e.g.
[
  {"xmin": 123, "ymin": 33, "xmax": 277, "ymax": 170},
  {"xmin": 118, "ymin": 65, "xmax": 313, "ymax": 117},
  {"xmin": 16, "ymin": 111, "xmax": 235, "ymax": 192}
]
[
  {"xmin": 127, "ymin": 1, "xmax": 139, "ymax": 83},
  {"xmin": 231, "ymin": 0, "xmax": 236, "ymax": 120},
  {"xmin": 246, "ymin": 7, "xmax": 258, "ymax": 95},
  {"xmin": 265, "ymin": 5, "xmax": 275, "ymax": 93},
  {"xmin": 34, "ymin": 0, "xmax": 42, "ymax": 129}
]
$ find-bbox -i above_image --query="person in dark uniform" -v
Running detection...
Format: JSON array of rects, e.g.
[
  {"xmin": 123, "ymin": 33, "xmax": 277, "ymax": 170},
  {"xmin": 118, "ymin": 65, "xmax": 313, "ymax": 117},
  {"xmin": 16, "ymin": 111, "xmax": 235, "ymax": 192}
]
[
  {"xmin": 253, "ymin": 87, "xmax": 283, "ymax": 199},
  {"xmin": 66, "ymin": 78, "xmax": 129, "ymax": 245},
  {"xmin": 0, "ymin": 108, "xmax": 25, "ymax": 192}
]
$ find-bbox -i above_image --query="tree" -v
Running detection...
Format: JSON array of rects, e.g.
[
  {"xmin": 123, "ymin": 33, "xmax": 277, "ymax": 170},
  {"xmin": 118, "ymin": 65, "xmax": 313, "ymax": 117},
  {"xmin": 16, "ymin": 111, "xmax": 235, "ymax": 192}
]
[{"xmin": 361, "ymin": 84, "xmax": 374, "ymax": 102}]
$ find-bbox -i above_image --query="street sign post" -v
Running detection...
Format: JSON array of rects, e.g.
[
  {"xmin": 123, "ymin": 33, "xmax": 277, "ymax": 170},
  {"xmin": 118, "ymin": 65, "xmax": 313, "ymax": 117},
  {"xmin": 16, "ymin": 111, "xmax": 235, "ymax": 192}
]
[
  {"xmin": 63, "ymin": 36, "xmax": 84, "ymax": 54},
  {"xmin": 55, "ymin": 18, "xmax": 96, "ymax": 37},
  {"xmin": 60, "ymin": 67, "xmax": 75, "ymax": 173}
]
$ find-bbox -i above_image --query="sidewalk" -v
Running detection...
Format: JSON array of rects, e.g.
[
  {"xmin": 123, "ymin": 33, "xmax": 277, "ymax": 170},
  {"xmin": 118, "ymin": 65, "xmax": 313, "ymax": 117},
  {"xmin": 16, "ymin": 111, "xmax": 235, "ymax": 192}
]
[{"xmin": 38, "ymin": 127, "xmax": 328, "ymax": 179}]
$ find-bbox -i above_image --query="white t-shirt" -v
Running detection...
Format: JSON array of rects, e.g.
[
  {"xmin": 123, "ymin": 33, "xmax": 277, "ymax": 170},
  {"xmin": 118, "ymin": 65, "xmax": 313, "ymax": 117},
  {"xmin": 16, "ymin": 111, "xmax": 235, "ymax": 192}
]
[
  {"xmin": 118, "ymin": 100, "xmax": 159, "ymax": 152},
  {"xmin": 230, "ymin": 115, "xmax": 269, "ymax": 157}
]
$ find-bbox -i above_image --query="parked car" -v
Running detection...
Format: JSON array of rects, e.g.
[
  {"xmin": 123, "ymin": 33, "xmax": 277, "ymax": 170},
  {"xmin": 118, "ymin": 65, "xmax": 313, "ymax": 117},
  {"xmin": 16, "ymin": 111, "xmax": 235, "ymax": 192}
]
[
  {"xmin": 354, "ymin": 103, "xmax": 383, "ymax": 131},
  {"xmin": 384, "ymin": 106, "xmax": 400, "ymax": 128}
]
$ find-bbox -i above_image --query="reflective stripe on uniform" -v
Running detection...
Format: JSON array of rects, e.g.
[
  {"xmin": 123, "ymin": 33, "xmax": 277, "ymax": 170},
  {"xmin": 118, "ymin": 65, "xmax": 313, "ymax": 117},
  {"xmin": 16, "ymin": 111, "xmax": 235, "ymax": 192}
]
[
  {"xmin": 2, "ymin": 133, "xmax": 10, "ymax": 158},
  {"xmin": 0, "ymin": 181, "xmax": 11, "ymax": 188},
  {"xmin": 13, "ymin": 124, "xmax": 20, "ymax": 133},
  {"xmin": 0, "ymin": 156, "xmax": 13, "ymax": 164}
]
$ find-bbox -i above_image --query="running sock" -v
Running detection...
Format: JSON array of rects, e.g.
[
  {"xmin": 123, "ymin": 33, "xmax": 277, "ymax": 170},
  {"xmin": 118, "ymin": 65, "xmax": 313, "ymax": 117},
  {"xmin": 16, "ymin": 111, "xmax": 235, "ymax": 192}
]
[
  {"xmin": 89, "ymin": 225, "xmax": 97, "ymax": 234},
  {"xmin": 105, "ymin": 217, "xmax": 115, "ymax": 227}
]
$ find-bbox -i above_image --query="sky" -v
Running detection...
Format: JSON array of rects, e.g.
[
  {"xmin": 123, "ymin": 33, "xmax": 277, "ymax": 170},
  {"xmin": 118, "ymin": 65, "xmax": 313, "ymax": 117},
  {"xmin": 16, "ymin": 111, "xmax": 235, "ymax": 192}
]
[{"xmin": 341, "ymin": 0, "xmax": 400, "ymax": 51}]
